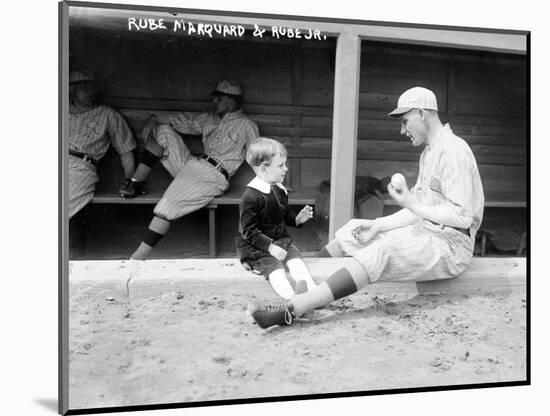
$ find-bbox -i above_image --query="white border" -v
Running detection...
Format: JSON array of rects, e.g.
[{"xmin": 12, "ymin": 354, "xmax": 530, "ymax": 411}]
[{"xmin": 5, "ymin": 0, "xmax": 545, "ymax": 415}]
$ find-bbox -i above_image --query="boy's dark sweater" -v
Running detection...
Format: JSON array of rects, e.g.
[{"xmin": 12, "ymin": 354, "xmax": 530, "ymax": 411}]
[{"xmin": 237, "ymin": 185, "xmax": 302, "ymax": 258}]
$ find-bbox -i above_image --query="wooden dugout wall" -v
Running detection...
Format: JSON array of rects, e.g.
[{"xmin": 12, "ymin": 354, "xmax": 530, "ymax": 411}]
[{"xmin": 68, "ymin": 5, "xmax": 528, "ymax": 237}]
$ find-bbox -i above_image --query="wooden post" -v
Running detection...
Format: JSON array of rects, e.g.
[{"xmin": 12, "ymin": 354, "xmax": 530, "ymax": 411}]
[
  {"xmin": 208, "ymin": 207, "xmax": 217, "ymax": 258},
  {"xmin": 329, "ymin": 31, "xmax": 361, "ymax": 239}
]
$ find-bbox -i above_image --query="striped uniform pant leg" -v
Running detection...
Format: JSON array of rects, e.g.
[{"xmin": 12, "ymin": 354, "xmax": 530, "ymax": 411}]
[
  {"xmin": 68, "ymin": 158, "xmax": 98, "ymax": 219},
  {"xmin": 153, "ymin": 159, "xmax": 229, "ymax": 221},
  {"xmin": 353, "ymin": 225, "xmax": 470, "ymax": 283},
  {"xmin": 155, "ymin": 124, "xmax": 192, "ymax": 178}
]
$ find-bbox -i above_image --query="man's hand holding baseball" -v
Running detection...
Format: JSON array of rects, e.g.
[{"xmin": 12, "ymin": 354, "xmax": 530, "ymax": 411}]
[{"xmin": 388, "ymin": 181, "xmax": 415, "ymax": 210}]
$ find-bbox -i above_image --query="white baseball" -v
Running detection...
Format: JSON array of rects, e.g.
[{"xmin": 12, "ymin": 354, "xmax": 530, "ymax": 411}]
[{"xmin": 391, "ymin": 173, "xmax": 407, "ymax": 191}]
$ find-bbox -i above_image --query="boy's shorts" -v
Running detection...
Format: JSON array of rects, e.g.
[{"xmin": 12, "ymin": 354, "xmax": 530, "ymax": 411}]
[{"xmin": 247, "ymin": 243, "xmax": 303, "ymax": 278}]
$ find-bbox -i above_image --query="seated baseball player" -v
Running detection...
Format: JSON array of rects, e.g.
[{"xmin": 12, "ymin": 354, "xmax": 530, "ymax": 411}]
[
  {"xmin": 68, "ymin": 70, "xmax": 137, "ymax": 220},
  {"xmin": 248, "ymin": 86, "xmax": 485, "ymax": 329},
  {"xmin": 122, "ymin": 80, "xmax": 259, "ymax": 260},
  {"xmin": 236, "ymin": 138, "xmax": 317, "ymax": 300}
]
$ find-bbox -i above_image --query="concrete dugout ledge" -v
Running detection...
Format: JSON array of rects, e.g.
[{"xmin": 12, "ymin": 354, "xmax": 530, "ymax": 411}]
[{"xmin": 68, "ymin": 257, "xmax": 526, "ymax": 299}]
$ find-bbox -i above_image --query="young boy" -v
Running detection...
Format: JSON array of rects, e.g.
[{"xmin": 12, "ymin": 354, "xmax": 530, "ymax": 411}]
[{"xmin": 236, "ymin": 138, "xmax": 317, "ymax": 300}]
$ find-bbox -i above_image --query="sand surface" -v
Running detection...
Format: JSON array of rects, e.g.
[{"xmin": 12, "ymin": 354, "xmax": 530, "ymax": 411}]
[{"xmin": 68, "ymin": 263, "xmax": 526, "ymax": 410}]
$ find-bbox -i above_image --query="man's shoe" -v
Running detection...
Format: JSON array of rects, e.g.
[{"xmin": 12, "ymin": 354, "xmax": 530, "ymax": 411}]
[
  {"xmin": 120, "ymin": 179, "xmax": 147, "ymax": 198},
  {"xmin": 248, "ymin": 301, "xmax": 294, "ymax": 329}
]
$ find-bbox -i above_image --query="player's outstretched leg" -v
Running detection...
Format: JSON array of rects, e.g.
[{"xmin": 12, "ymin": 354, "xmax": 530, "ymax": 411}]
[
  {"xmin": 131, "ymin": 215, "xmax": 171, "ymax": 260},
  {"xmin": 120, "ymin": 140, "xmax": 162, "ymax": 198},
  {"xmin": 317, "ymin": 239, "xmax": 345, "ymax": 257},
  {"xmin": 248, "ymin": 259, "xmax": 368, "ymax": 329}
]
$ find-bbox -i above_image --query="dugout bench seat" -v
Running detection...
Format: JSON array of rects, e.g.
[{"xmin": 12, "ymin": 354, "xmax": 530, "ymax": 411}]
[{"xmin": 92, "ymin": 158, "xmax": 317, "ymax": 258}]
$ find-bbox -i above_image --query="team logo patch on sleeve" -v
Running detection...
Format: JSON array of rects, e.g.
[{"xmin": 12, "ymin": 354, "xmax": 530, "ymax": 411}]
[{"xmin": 429, "ymin": 176, "xmax": 443, "ymax": 194}]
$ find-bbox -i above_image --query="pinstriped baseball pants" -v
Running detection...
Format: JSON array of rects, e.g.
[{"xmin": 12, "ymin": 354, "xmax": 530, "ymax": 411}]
[
  {"xmin": 335, "ymin": 220, "xmax": 473, "ymax": 283},
  {"xmin": 153, "ymin": 125, "xmax": 229, "ymax": 221},
  {"xmin": 68, "ymin": 156, "xmax": 98, "ymax": 219}
]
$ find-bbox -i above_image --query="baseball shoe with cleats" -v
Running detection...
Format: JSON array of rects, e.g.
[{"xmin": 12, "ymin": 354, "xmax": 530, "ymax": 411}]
[
  {"xmin": 248, "ymin": 301, "xmax": 295, "ymax": 329},
  {"xmin": 120, "ymin": 179, "xmax": 147, "ymax": 198}
]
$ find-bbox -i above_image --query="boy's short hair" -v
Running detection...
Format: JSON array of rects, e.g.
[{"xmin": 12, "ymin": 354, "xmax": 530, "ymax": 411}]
[{"xmin": 246, "ymin": 137, "xmax": 287, "ymax": 167}]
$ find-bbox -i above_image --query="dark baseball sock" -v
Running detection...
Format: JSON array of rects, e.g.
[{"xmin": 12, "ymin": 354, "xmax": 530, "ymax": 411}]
[
  {"xmin": 131, "ymin": 215, "xmax": 171, "ymax": 260},
  {"xmin": 291, "ymin": 260, "xmax": 368, "ymax": 317},
  {"xmin": 131, "ymin": 149, "xmax": 161, "ymax": 182}
]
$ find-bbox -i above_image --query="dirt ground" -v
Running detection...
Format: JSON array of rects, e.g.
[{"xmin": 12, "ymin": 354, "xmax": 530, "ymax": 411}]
[{"xmin": 68, "ymin": 268, "xmax": 526, "ymax": 411}]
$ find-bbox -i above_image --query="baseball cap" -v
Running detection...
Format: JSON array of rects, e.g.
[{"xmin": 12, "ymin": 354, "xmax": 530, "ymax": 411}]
[
  {"xmin": 388, "ymin": 86, "xmax": 438, "ymax": 117},
  {"xmin": 69, "ymin": 70, "xmax": 95, "ymax": 85},
  {"xmin": 211, "ymin": 80, "xmax": 243, "ymax": 97}
]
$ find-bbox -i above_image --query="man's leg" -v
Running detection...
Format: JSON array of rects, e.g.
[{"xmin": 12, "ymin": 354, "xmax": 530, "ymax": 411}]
[
  {"xmin": 131, "ymin": 159, "xmax": 228, "ymax": 260},
  {"xmin": 130, "ymin": 215, "xmax": 171, "ymax": 260},
  {"xmin": 129, "ymin": 139, "xmax": 163, "ymax": 181},
  {"xmin": 249, "ymin": 259, "xmax": 368, "ymax": 328},
  {"xmin": 121, "ymin": 125, "xmax": 184, "ymax": 198},
  {"xmin": 68, "ymin": 161, "xmax": 97, "ymax": 219},
  {"xmin": 249, "ymin": 225, "xmax": 474, "ymax": 328}
]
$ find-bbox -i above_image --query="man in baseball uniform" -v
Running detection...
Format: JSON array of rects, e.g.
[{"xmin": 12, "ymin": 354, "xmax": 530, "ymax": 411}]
[
  {"xmin": 248, "ymin": 86, "xmax": 485, "ymax": 329},
  {"xmin": 68, "ymin": 70, "xmax": 137, "ymax": 219},
  {"xmin": 123, "ymin": 80, "xmax": 259, "ymax": 260}
]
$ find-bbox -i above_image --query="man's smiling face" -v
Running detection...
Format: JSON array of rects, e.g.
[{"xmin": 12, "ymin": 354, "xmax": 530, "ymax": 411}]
[{"xmin": 399, "ymin": 109, "xmax": 427, "ymax": 147}]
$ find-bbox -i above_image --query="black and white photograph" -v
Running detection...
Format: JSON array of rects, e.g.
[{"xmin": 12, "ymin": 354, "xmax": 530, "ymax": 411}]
[
  {"xmin": 8, "ymin": 0, "xmax": 548, "ymax": 415},
  {"xmin": 58, "ymin": 1, "xmax": 532, "ymax": 414}
]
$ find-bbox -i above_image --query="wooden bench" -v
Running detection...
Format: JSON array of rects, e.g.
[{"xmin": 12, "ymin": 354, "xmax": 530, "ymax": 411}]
[{"xmin": 92, "ymin": 158, "xmax": 317, "ymax": 257}]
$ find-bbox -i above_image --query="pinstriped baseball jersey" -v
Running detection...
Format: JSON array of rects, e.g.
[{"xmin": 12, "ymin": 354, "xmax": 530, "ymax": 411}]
[
  {"xmin": 151, "ymin": 110, "xmax": 259, "ymax": 220},
  {"xmin": 167, "ymin": 109, "xmax": 259, "ymax": 176},
  {"xmin": 335, "ymin": 123, "xmax": 483, "ymax": 283},
  {"xmin": 412, "ymin": 124, "xmax": 484, "ymax": 242},
  {"xmin": 68, "ymin": 105, "xmax": 136, "ymax": 218},
  {"xmin": 69, "ymin": 105, "xmax": 136, "ymax": 159}
]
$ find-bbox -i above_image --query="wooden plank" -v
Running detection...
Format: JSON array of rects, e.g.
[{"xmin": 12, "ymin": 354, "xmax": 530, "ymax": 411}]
[
  {"xmin": 103, "ymin": 96, "xmax": 527, "ymax": 132},
  {"xmin": 285, "ymin": 147, "xmax": 526, "ymax": 166},
  {"xmin": 300, "ymin": 138, "xmax": 525, "ymax": 157},
  {"xmin": 299, "ymin": 158, "xmax": 526, "ymax": 197},
  {"xmin": 290, "ymin": 46, "xmax": 304, "ymax": 189},
  {"xmin": 329, "ymin": 31, "xmax": 361, "ymax": 238},
  {"xmin": 91, "ymin": 187, "xmax": 317, "ymax": 206}
]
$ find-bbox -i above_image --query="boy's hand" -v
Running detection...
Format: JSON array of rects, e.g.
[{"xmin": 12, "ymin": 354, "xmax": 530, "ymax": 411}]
[
  {"xmin": 296, "ymin": 205, "xmax": 314, "ymax": 225},
  {"xmin": 268, "ymin": 244, "xmax": 287, "ymax": 261}
]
